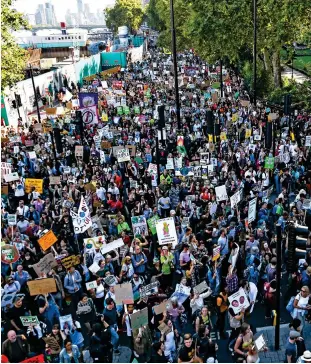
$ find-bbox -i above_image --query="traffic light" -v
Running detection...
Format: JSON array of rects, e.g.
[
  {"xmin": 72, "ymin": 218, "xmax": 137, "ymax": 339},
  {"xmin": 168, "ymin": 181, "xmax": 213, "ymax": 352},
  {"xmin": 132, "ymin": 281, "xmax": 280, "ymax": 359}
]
[{"xmin": 287, "ymin": 222, "xmax": 309, "ymax": 272}]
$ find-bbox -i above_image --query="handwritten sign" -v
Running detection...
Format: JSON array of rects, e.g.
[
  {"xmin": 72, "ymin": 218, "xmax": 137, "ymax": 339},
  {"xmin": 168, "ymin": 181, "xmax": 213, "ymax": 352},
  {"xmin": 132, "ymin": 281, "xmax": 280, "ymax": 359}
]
[
  {"xmin": 49, "ymin": 176, "xmax": 61, "ymax": 185},
  {"xmin": 75, "ymin": 145, "xmax": 83, "ymax": 157},
  {"xmin": 27, "ymin": 278, "xmax": 57, "ymax": 296},
  {"xmin": 130, "ymin": 308, "xmax": 148, "ymax": 330},
  {"xmin": 61, "ymin": 255, "xmax": 80, "ymax": 269},
  {"xmin": 1, "ymin": 244, "xmax": 20, "ymax": 264},
  {"xmin": 33, "ymin": 253, "xmax": 57, "ymax": 277},
  {"xmin": 25, "ymin": 178, "xmax": 43, "ymax": 193},
  {"xmin": 21, "ymin": 316, "xmax": 40, "ymax": 326},
  {"xmin": 38, "ymin": 230, "xmax": 58, "ymax": 251},
  {"xmin": 193, "ymin": 281, "xmax": 209, "ymax": 294},
  {"xmin": 115, "ymin": 283, "xmax": 134, "ymax": 305}
]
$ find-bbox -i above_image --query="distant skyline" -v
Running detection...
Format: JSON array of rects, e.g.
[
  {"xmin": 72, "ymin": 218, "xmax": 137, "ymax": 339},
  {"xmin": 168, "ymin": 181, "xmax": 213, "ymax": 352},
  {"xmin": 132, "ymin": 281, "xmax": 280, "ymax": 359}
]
[{"xmin": 13, "ymin": 0, "xmax": 115, "ymax": 23}]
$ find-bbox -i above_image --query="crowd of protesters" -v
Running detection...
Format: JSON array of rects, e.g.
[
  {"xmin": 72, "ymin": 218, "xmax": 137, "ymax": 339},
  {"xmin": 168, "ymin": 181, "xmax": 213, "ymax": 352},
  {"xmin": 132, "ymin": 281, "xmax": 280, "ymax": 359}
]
[{"xmin": 2, "ymin": 41, "xmax": 311, "ymax": 364}]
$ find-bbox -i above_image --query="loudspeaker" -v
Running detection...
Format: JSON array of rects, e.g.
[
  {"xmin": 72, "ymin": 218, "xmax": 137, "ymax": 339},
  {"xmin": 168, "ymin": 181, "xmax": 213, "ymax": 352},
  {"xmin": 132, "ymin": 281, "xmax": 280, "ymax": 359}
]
[
  {"xmin": 53, "ymin": 128, "xmax": 63, "ymax": 154},
  {"xmin": 158, "ymin": 105, "xmax": 165, "ymax": 128}
]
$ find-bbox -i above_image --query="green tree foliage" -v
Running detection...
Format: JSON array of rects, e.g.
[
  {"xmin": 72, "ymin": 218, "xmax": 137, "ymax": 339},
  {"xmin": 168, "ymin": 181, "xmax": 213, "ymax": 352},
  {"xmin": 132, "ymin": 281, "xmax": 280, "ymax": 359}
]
[
  {"xmin": 148, "ymin": 0, "xmax": 311, "ymax": 89},
  {"xmin": 106, "ymin": 0, "xmax": 145, "ymax": 34},
  {"xmin": 1, "ymin": 0, "xmax": 29, "ymax": 92}
]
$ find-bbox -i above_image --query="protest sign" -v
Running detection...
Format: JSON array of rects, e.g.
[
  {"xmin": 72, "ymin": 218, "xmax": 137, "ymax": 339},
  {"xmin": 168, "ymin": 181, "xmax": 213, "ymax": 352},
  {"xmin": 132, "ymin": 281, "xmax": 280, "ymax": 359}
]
[
  {"xmin": 104, "ymin": 275, "xmax": 117, "ymax": 286},
  {"xmin": 215, "ymin": 185, "xmax": 228, "ymax": 202},
  {"xmin": 228, "ymin": 287, "xmax": 250, "ymax": 314},
  {"xmin": 1, "ymin": 292, "xmax": 16, "ymax": 308},
  {"xmin": 20, "ymin": 316, "xmax": 40, "ymax": 326},
  {"xmin": 158, "ymin": 322, "xmax": 171, "ymax": 335},
  {"xmin": 38, "ymin": 230, "xmax": 58, "ymax": 251},
  {"xmin": 254, "ymin": 334, "xmax": 266, "ymax": 351},
  {"xmin": 88, "ymin": 262, "xmax": 100, "ymax": 274},
  {"xmin": 116, "ymin": 148, "xmax": 131, "ymax": 162},
  {"xmin": 100, "ymin": 238, "xmax": 124, "ymax": 255},
  {"xmin": 4, "ymin": 172, "xmax": 20, "ymax": 182},
  {"xmin": 33, "ymin": 253, "xmax": 57, "ymax": 277},
  {"xmin": 241, "ymin": 100, "xmax": 250, "ymax": 107},
  {"xmin": 1, "ymin": 244, "xmax": 19, "ymax": 264},
  {"xmin": 49, "ymin": 176, "xmax": 61, "ymax": 185},
  {"xmin": 84, "ymin": 235, "xmax": 106, "ymax": 251},
  {"xmin": 81, "ymin": 105, "xmax": 98, "ymax": 125},
  {"xmin": 126, "ymin": 145, "xmax": 136, "ymax": 157},
  {"xmin": 147, "ymin": 215, "xmax": 159, "ymax": 235},
  {"xmin": 115, "ymin": 283, "xmax": 134, "ymax": 305},
  {"xmin": 193, "ymin": 281, "xmax": 209, "ymax": 295},
  {"xmin": 75, "ymin": 145, "xmax": 83, "ymax": 157},
  {"xmin": 27, "ymin": 278, "xmax": 57, "ymax": 296},
  {"xmin": 131, "ymin": 216, "xmax": 148, "ymax": 236},
  {"xmin": 70, "ymin": 197, "xmax": 92, "ymax": 233},
  {"xmin": 302, "ymin": 199, "xmax": 311, "ymax": 210},
  {"xmin": 25, "ymin": 178, "xmax": 43, "ymax": 193},
  {"xmin": 264, "ymin": 157, "xmax": 274, "ymax": 169},
  {"xmin": 212, "ymin": 246, "xmax": 221, "ymax": 261},
  {"xmin": 248, "ymin": 198, "xmax": 257, "ymax": 223},
  {"xmin": 153, "ymin": 300, "xmax": 172, "ymax": 315},
  {"xmin": 140, "ymin": 282, "xmax": 159, "ymax": 298},
  {"xmin": 7, "ymin": 214, "xmax": 17, "ymax": 226},
  {"xmin": 156, "ymin": 217, "xmax": 178, "ymax": 247},
  {"xmin": 21, "ymin": 354, "xmax": 45, "ymax": 363},
  {"xmin": 61, "ymin": 255, "xmax": 80, "ymax": 269},
  {"xmin": 1, "ymin": 184, "xmax": 8, "ymax": 195},
  {"xmin": 1, "ymin": 162, "xmax": 12, "ymax": 177},
  {"xmin": 305, "ymin": 136, "xmax": 311, "ymax": 147},
  {"xmin": 230, "ymin": 190, "xmax": 241, "ymax": 209},
  {"xmin": 130, "ymin": 308, "xmax": 148, "ymax": 330},
  {"xmin": 60, "ymin": 314, "xmax": 73, "ymax": 331},
  {"xmin": 147, "ymin": 163, "xmax": 158, "ymax": 175},
  {"xmin": 86, "ymin": 281, "xmax": 98, "ymax": 290},
  {"xmin": 28, "ymin": 151, "xmax": 37, "ymax": 159},
  {"xmin": 166, "ymin": 158, "xmax": 174, "ymax": 170}
]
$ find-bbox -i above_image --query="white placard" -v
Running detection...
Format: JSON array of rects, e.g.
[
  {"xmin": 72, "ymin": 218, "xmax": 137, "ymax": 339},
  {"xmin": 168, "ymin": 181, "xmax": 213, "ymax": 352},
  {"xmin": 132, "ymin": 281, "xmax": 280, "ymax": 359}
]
[
  {"xmin": 7, "ymin": 214, "xmax": 17, "ymax": 226},
  {"xmin": 28, "ymin": 151, "xmax": 37, "ymax": 159},
  {"xmin": 305, "ymin": 136, "xmax": 311, "ymax": 147},
  {"xmin": 117, "ymin": 149, "xmax": 131, "ymax": 163},
  {"xmin": 86, "ymin": 281, "xmax": 98, "ymax": 290},
  {"xmin": 248, "ymin": 198, "xmax": 257, "ymax": 223},
  {"xmin": 155, "ymin": 217, "xmax": 178, "ymax": 248},
  {"xmin": 228, "ymin": 287, "xmax": 250, "ymax": 314},
  {"xmin": 88, "ymin": 262, "xmax": 100, "ymax": 274},
  {"xmin": 254, "ymin": 334, "xmax": 266, "ymax": 351},
  {"xmin": 100, "ymin": 238, "xmax": 124, "ymax": 255},
  {"xmin": 230, "ymin": 190, "xmax": 241, "ymax": 209},
  {"xmin": 215, "ymin": 185, "xmax": 228, "ymax": 202},
  {"xmin": 4, "ymin": 172, "xmax": 20, "ymax": 182}
]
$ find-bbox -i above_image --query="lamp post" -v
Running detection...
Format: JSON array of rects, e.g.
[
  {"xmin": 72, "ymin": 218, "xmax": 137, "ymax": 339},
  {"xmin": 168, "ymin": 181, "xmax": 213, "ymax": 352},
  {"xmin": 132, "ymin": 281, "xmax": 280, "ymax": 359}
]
[
  {"xmin": 275, "ymin": 224, "xmax": 282, "ymax": 350},
  {"xmin": 253, "ymin": 0, "xmax": 257, "ymax": 106},
  {"xmin": 170, "ymin": 0, "xmax": 181, "ymax": 130},
  {"xmin": 29, "ymin": 63, "xmax": 41, "ymax": 123}
]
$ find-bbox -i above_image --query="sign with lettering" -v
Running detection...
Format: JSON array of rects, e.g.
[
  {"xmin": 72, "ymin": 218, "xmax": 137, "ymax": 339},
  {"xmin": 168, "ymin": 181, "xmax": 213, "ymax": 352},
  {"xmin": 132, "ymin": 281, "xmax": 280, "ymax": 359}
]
[
  {"xmin": 61, "ymin": 255, "xmax": 80, "ymax": 269},
  {"xmin": 215, "ymin": 185, "xmax": 228, "ymax": 202},
  {"xmin": 25, "ymin": 178, "xmax": 43, "ymax": 193},
  {"xmin": 49, "ymin": 176, "xmax": 61, "ymax": 185},
  {"xmin": 27, "ymin": 278, "xmax": 57, "ymax": 296},
  {"xmin": 33, "ymin": 253, "xmax": 57, "ymax": 277},
  {"xmin": 1, "ymin": 244, "xmax": 19, "ymax": 264},
  {"xmin": 116, "ymin": 148, "xmax": 130, "ymax": 163},
  {"xmin": 130, "ymin": 307, "xmax": 148, "ymax": 330},
  {"xmin": 38, "ymin": 230, "xmax": 58, "ymax": 251},
  {"xmin": 21, "ymin": 316, "xmax": 40, "ymax": 326},
  {"xmin": 115, "ymin": 283, "xmax": 134, "ymax": 305}
]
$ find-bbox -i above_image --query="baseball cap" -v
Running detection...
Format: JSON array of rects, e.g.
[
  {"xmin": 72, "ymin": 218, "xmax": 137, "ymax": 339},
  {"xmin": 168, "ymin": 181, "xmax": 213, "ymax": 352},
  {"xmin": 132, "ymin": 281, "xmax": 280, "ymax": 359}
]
[{"xmin": 289, "ymin": 330, "xmax": 300, "ymax": 339}]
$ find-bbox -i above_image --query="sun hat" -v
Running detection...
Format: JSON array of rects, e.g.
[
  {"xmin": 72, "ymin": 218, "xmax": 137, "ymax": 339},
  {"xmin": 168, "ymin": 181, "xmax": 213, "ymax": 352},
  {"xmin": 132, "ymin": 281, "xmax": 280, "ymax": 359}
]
[{"xmin": 301, "ymin": 351, "xmax": 311, "ymax": 361}]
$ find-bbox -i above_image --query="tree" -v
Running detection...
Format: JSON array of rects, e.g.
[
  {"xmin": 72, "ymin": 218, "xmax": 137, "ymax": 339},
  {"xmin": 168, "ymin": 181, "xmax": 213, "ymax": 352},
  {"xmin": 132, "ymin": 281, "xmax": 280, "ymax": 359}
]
[
  {"xmin": 1, "ymin": 0, "xmax": 29, "ymax": 92},
  {"xmin": 106, "ymin": 0, "xmax": 144, "ymax": 34}
]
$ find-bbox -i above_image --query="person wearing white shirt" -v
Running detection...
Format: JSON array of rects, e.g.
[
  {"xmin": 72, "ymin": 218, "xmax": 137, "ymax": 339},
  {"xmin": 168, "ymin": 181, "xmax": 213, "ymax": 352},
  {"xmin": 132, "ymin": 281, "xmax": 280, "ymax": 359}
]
[
  {"xmin": 96, "ymin": 185, "xmax": 106, "ymax": 201},
  {"xmin": 16, "ymin": 200, "xmax": 29, "ymax": 216}
]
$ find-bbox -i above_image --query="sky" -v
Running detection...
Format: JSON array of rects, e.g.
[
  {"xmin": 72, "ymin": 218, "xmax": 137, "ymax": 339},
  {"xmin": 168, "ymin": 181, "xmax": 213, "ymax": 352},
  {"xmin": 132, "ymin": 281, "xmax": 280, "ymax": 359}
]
[{"xmin": 13, "ymin": 0, "xmax": 115, "ymax": 21}]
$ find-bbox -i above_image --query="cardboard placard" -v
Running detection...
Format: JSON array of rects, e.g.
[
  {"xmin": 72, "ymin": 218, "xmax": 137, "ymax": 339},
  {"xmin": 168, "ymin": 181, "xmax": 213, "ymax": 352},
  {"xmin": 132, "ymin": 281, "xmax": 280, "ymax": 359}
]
[
  {"xmin": 33, "ymin": 253, "xmax": 57, "ymax": 277},
  {"xmin": 25, "ymin": 178, "xmax": 43, "ymax": 193},
  {"xmin": 49, "ymin": 176, "xmax": 61, "ymax": 185},
  {"xmin": 240, "ymin": 100, "xmax": 250, "ymax": 107},
  {"xmin": 1, "ymin": 184, "xmax": 9, "ymax": 195},
  {"xmin": 61, "ymin": 255, "xmax": 80, "ymax": 269},
  {"xmin": 153, "ymin": 300, "xmax": 172, "ymax": 315},
  {"xmin": 126, "ymin": 145, "xmax": 136, "ymax": 157},
  {"xmin": 38, "ymin": 230, "xmax": 58, "ymax": 251},
  {"xmin": 130, "ymin": 307, "xmax": 148, "ymax": 330},
  {"xmin": 27, "ymin": 278, "xmax": 57, "ymax": 296},
  {"xmin": 158, "ymin": 322, "xmax": 171, "ymax": 335},
  {"xmin": 21, "ymin": 316, "xmax": 40, "ymax": 326},
  {"xmin": 115, "ymin": 283, "xmax": 134, "ymax": 305},
  {"xmin": 101, "ymin": 141, "xmax": 112, "ymax": 149}
]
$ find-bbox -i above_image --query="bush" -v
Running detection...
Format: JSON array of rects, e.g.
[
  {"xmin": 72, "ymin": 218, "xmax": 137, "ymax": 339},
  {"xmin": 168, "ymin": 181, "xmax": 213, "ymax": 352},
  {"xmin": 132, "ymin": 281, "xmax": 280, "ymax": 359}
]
[{"xmin": 241, "ymin": 60, "xmax": 273, "ymax": 98}]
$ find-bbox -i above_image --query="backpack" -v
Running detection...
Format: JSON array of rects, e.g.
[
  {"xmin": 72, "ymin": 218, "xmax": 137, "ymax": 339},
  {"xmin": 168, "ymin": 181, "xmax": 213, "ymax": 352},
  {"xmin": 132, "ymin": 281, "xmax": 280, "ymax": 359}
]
[{"xmin": 286, "ymin": 296, "xmax": 297, "ymax": 314}]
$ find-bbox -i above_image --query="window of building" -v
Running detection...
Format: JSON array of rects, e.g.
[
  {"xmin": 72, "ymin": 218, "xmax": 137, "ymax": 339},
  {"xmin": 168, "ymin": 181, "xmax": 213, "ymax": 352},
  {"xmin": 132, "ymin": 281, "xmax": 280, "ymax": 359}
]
[
  {"xmin": 79, "ymin": 36, "xmax": 81, "ymax": 39},
  {"xmin": 48, "ymin": 37, "xmax": 50, "ymax": 40}
]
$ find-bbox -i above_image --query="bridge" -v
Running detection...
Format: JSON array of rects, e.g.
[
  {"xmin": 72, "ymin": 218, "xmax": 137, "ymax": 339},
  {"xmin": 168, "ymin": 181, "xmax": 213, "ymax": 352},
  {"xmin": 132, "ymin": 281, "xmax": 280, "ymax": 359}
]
[{"xmin": 31, "ymin": 25, "xmax": 112, "ymax": 32}]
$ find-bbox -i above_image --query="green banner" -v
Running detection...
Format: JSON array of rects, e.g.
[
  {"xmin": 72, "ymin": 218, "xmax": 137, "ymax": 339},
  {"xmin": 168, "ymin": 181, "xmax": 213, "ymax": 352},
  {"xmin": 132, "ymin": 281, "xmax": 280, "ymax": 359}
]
[
  {"xmin": 117, "ymin": 106, "xmax": 123, "ymax": 115},
  {"xmin": 147, "ymin": 215, "xmax": 159, "ymax": 235},
  {"xmin": 264, "ymin": 157, "xmax": 274, "ymax": 169},
  {"xmin": 1, "ymin": 96, "xmax": 9, "ymax": 126},
  {"xmin": 134, "ymin": 106, "xmax": 140, "ymax": 114},
  {"xmin": 123, "ymin": 106, "xmax": 130, "ymax": 115}
]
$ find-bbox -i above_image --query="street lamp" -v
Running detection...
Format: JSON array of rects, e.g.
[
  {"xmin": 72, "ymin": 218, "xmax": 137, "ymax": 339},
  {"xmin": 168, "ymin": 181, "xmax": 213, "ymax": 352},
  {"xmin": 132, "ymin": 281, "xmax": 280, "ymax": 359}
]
[
  {"xmin": 169, "ymin": 0, "xmax": 181, "ymax": 130},
  {"xmin": 253, "ymin": 0, "xmax": 257, "ymax": 106}
]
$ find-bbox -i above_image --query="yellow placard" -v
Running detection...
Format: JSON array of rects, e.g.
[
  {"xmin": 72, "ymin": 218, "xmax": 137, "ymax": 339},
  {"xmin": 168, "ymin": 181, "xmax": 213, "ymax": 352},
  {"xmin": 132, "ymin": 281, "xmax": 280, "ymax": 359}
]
[
  {"xmin": 232, "ymin": 113, "xmax": 238, "ymax": 122},
  {"xmin": 102, "ymin": 113, "xmax": 108, "ymax": 122},
  {"xmin": 100, "ymin": 66, "xmax": 121, "ymax": 77},
  {"xmin": 220, "ymin": 132, "xmax": 227, "ymax": 141},
  {"xmin": 25, "ymin": 178, "xmax": 43, "ymax": 193},
  {"xmin": 208, "ymin": 134, "xmax": 213, "ymax": 143},
  {"xmin": 245, "ymin": 129, "xmax": 252, "ymax": 138}
]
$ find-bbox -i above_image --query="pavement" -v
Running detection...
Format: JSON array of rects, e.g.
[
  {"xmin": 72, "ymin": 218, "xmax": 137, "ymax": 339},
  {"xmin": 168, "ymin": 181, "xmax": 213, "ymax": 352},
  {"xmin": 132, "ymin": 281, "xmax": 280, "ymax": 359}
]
[{"xmin": 281, "ymin": 65, "xmax": 310, "ymax": 84}]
